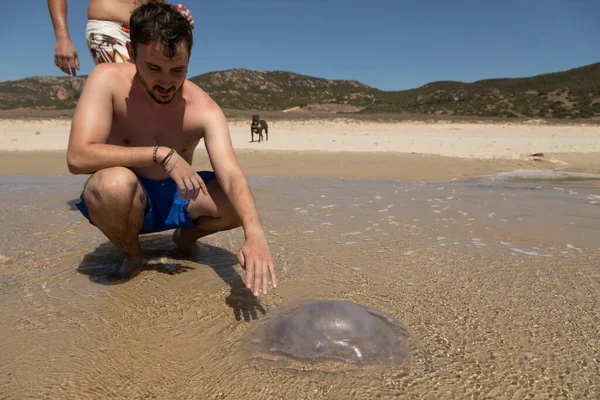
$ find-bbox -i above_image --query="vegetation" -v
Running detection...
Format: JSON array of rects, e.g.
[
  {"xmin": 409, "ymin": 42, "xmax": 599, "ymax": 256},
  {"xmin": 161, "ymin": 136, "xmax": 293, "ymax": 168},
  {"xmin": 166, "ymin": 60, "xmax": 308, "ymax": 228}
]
[{"xmin": 1, "ymin": 63, "xmax": 599, "ymax": 119}]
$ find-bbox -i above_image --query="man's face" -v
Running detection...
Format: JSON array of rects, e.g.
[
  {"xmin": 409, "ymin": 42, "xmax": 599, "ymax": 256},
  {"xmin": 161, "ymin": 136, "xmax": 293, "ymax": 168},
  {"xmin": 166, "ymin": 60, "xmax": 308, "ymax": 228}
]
[{"xmin": 132, "ymin": 41, "xmax": 190, "ymax": 104}]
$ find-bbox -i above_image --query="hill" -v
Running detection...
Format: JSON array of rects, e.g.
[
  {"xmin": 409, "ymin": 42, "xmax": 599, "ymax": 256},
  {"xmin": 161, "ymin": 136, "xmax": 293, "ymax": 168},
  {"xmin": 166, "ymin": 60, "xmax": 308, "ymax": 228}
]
[{"xmin": 1, "ymin": 63, "xmax": 599, "ymax": 119}]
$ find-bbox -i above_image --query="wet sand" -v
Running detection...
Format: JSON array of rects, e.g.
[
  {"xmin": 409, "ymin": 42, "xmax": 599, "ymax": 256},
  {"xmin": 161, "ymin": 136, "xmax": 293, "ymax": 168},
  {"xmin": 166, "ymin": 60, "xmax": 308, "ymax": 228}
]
[
  {"xmin": 2, "ymin": 149, "xmax": 600, "ymax": 183},
  {"xmin": 1, "ymin": 118, "xmax": 600, "ymax": 398},
  {"xmin": 1, "ymin": 172, "xmax": 600, "ymax": 398}
]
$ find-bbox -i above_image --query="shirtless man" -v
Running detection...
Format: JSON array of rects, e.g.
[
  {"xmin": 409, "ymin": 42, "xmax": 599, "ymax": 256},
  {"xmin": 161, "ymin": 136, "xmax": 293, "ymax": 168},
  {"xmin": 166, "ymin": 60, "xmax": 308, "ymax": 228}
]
[
  {"xmin": 67, "ymin": 2, "xmax": 277, "ymax": 296},
  {"xmin": 47, "ymin": 0, "xmax": 194, "ymax": 75}
]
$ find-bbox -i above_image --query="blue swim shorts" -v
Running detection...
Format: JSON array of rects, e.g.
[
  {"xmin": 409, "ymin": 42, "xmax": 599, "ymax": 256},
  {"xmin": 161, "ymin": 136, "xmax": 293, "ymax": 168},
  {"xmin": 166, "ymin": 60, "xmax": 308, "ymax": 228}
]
[{"xmin": 76, "ymin": 171, "xmax": 216, "ymax": 234}]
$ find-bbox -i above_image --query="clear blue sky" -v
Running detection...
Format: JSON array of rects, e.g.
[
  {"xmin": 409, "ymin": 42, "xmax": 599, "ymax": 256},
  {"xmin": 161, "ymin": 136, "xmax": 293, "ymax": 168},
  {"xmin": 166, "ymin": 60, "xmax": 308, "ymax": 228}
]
[{"xmin": 1, "ymin": 0, "xmax": 598, "ymax": 91}]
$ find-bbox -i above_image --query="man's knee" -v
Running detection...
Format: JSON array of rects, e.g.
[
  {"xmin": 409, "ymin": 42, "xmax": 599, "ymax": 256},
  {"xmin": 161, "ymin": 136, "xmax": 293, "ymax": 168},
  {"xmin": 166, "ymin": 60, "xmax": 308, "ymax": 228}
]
[{"xmin": 83, "ymin": 167, "xmax": 143, "ymax": 206}]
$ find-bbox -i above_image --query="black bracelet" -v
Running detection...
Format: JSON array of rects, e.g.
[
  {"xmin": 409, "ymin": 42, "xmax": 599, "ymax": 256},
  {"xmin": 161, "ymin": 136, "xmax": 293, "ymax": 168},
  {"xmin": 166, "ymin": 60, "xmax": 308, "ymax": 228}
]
[
  {"xmin": 160, "ymin": 149, "xmax": 175, "ymax": 166},
  {"xmin": 153, "ymin": 145, "xmax": 159, "ymax": 165},
  {"xmin": 164, "ymin": 153, "xmax": 178, "ymax": 174}
]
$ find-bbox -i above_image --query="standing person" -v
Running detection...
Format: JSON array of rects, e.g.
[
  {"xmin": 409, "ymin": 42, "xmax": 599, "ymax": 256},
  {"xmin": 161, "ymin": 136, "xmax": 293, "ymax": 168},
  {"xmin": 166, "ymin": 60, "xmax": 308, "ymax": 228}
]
[
  {"xmin": 67, "ymin": 2, "xmax": 277, "ymax": 296},
  {"xmin": 47, "ymin": 0, "xmax": 195, "ymax": 75}
]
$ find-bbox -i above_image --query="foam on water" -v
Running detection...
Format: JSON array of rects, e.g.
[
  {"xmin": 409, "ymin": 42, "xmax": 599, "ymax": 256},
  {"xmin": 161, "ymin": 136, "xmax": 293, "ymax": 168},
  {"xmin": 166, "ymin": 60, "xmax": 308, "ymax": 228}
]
[
  {"xmin": 482, "ymin": 169, "xmax": 600, "ymax": 182},
  {"xmin": 511, "ymin": 248, "xmax": 553, "ymax": 257}
]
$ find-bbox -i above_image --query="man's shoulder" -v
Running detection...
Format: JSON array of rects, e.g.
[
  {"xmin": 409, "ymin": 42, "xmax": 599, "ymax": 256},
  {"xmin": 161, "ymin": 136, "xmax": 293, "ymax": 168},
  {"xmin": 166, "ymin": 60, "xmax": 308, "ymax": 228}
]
[
  {"xmin": 183, "ymin": 80, "xmax": 222, "ymax": 114},
  {"xmin": 182, "ymin": 81, "xmax": 228, "ymax": 134},
  {"xmin": 86, "ymin": 63, "xmax": 134, "ymax": 86}
]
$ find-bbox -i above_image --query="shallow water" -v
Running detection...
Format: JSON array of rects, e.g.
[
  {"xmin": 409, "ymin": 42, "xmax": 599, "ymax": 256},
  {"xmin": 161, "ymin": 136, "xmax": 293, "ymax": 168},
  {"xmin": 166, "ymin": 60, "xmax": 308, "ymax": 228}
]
[{"xmin": 1, "ymin": 173, "xmax": 599, "ymax": 399}]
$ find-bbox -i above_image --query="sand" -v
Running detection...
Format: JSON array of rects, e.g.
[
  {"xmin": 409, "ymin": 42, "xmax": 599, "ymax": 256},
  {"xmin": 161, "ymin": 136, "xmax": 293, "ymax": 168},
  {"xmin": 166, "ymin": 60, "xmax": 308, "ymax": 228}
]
[
  {"xmin": 1, "ymin": 118, "xmax": 600, "ymax": 180},
  {"xmin": 1, "ymin": 117, "xmax": 600, "ymax": 398},
  {"xmin": 2, "ymin": 173, "xmax": 600, "ymax": 398}
]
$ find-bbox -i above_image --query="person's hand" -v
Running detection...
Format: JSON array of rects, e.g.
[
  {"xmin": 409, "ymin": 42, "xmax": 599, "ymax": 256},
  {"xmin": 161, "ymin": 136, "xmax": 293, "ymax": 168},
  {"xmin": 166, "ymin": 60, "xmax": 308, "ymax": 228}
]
[
  {"xmin": 175, "ymin": 4, "xmax": 195, "ymax": 29},
  {"xmin": 237, "ymin": 234, "xmax": 277, "ymax": 296},
  {"xmin": 54, "ymin": 38, "xmax": 80, "ymax": 76},
  {"xmin": 162, "ymin": 151, "xmax": 207, "ymax": 200}
]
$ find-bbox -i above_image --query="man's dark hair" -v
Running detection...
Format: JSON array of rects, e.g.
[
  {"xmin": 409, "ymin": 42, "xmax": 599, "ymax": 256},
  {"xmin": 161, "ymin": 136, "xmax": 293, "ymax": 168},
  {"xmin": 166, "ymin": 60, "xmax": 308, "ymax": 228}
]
[{"xmin": 130, "ymin": 2, "xmax": 193, "ymax": 58}]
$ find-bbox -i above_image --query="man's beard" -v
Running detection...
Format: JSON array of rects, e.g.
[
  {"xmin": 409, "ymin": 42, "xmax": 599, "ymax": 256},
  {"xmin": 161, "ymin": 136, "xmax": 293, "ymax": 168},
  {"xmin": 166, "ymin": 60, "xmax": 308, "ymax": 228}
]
[{"xmin": 137, "ymin": 73, "xmax": 182, "ymax": 104}]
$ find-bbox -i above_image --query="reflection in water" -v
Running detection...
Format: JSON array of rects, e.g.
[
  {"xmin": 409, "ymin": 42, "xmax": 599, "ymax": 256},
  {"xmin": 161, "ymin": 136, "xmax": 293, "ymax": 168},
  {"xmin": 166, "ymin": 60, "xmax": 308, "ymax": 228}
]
[{"xmin": 1, "ymin": 174, "xmax": 599, "ymax": 398}]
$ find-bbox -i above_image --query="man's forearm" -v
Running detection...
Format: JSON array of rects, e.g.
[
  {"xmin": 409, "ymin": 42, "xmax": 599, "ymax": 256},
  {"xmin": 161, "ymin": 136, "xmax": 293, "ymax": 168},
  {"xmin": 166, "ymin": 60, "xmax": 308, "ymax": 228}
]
[
  {"xmin": 48, "ymin": 0, "xmax": 70, "ymax": 40},
  {"xmin": 222, "ymin": 175, "xmax": 265, "ymax": 239},
  {"xmin": 67, "ymin": 144, "xmax": 170, "ymax": 174}
]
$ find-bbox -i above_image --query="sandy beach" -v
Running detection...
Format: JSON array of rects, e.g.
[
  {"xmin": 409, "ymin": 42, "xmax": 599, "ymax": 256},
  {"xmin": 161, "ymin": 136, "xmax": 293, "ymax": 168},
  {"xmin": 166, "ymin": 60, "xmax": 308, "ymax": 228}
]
[
  {"xmin": 1, "ymin": 118, "xmax": 600, "ymax": 180},
  {"xmin": 3, "ymin": 118, "xmax": 600, "ymax": 158},
  {"xmin": 1, "ymin": 117, "xmax": 600, "ymax": 398}
]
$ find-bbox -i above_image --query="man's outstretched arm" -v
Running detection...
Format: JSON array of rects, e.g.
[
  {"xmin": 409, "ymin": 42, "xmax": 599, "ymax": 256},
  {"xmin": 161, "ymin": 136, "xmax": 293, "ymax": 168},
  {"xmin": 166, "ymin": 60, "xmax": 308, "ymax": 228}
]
[
  {"xmin": 67, "ymin": 65, "xmax": 170, "ymax": 174},
  {"xmin": 203, "ymin": 104, "xmax": 277, "ymax": 296},
  {"xmin": 47, "ymin": 0, "xmax": 80, "ymax": 76}
]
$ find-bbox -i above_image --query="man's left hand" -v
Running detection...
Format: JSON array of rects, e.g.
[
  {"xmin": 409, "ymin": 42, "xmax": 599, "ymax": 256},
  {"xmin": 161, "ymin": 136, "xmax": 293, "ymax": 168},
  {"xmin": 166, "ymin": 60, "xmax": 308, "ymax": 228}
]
[
  {"xmin": 237, "ymin": 235, "xmax": 277, "ymax": 296},
  {"xmin": 176, "ymin": 4, "xmax": 195, "ymax": 29}
]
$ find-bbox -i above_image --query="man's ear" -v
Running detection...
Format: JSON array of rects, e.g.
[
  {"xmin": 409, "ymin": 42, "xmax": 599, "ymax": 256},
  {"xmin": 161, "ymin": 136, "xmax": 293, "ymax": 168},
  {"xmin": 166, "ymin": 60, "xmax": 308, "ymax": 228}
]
[{"xmin": 126, "ymin": 41, "xmax": 135, "ymax": 62}]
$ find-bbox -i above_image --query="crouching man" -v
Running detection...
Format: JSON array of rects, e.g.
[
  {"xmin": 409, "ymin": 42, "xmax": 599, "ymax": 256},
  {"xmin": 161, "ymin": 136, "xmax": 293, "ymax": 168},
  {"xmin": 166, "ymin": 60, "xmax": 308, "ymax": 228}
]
[{"xmin": 67, "ymin": 2, "xmax": 276, "ymax": 296}]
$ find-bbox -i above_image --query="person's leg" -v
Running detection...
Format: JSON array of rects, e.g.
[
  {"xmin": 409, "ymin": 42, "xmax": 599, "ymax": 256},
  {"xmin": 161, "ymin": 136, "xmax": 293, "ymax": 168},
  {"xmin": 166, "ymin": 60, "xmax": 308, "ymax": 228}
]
[
  {"xmin": 82, "ymin": 167, "xmax": 147, "ymax": 277},
  {"xmin": 173, "ymin": 177, "xmax": 242, "ymax": 254}
]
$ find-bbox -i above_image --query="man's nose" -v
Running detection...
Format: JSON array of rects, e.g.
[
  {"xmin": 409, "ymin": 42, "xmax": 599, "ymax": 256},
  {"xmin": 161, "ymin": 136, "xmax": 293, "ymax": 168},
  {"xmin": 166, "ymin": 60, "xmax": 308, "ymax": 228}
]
[{"xmin": 158, "ymin": 76, "xmax": 173, "ymax": 87}]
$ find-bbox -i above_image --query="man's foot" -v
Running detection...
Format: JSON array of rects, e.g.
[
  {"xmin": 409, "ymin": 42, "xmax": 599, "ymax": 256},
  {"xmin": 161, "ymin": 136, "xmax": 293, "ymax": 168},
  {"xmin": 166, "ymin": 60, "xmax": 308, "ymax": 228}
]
[
  {"xmin": 172, "ymin": 228, "xmax": 208, "ymax": 256},
  {"xmin": 108, "ymin": 255, "xmax": 144, "ymax": 279}
]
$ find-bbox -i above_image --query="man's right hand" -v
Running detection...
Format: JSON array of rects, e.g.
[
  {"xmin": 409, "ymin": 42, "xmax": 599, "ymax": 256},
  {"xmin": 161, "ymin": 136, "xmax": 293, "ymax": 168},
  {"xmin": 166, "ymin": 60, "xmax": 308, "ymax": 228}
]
[
  {"xmin": 163, "ymin": 151, "xmax": 207, "ymax": 201},
  {"xmin": 54, "ymin": 38, "xmax": 80, "ymax": 76}
]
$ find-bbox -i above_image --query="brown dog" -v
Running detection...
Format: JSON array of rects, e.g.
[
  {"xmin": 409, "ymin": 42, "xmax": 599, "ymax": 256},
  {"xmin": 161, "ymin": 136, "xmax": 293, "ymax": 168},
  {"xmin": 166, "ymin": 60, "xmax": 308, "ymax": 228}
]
[{"xmin": 250, "ymin": 115, "xmax": 269, "ymax": 142}]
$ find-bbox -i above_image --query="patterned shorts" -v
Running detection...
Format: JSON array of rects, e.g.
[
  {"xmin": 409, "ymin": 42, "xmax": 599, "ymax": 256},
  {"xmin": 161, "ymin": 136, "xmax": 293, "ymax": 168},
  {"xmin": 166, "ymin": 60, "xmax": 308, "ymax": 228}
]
[{"xmin": 86, "ymin": 19, "xmax": 131, "ymax": 65}]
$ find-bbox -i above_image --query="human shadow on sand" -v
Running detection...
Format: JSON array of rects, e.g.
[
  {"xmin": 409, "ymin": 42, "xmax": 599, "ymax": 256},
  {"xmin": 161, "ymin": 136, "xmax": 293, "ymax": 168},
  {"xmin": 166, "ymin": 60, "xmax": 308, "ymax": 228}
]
[{"xmin": 76, "ymin": 233, "xmax": 266, "ymax": 322}]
